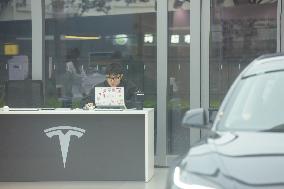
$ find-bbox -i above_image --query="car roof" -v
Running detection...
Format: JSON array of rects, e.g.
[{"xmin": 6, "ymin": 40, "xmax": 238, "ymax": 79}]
[{"xmin": 242, "ymin": 53, "xmax": 284, "ymax": 78}]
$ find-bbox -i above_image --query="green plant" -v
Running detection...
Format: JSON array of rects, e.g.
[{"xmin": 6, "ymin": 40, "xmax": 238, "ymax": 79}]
[
  {"xmin": 168, "ymin": 98, "xmax": 190, "ymax": 111},
  {"xmin": 143, "ymin": 99, "xmax": 156, "ymax": 108},
  {"xmin": 210, "ymin": 100, "xmax": 221, "ymax": 109},
  {"xmin": 44, "ymin": 97, "xmax": 62, "ymax": 108},
  {"xmin": 71, "ymin": 100, "xmax": 81, "ymax": 109}
]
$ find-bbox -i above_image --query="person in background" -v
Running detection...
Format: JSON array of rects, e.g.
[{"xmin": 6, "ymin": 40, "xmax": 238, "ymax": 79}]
[
  {"xmin": 66, "ymin": 48, "xmax": 82, "ymax": 75},
  {"xmin": 64, "ymin": 48, "xmax": 86, "ymax": 99},
  {"xmin": 82, "ymin": 62, "xmax": 137, "ymax": 108}
]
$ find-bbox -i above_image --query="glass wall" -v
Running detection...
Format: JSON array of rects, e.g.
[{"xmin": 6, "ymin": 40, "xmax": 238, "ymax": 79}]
[
  {"xmin": 44, "ymin": 0, "xmax": 157, "ymax": 110},
  {"xmin": 44, "ymin": 0, "xmax": 157, "ymax": 152},
  {"xmin": 0, "ymin": 0, "xmax": 33, "ymax": 107},
  {"xmin": 210, "ymin": 0, "xmax": 277, "ymax": 108},
  {"xmin": 167, "ymin": 0, "xmax": 190, "ymax": 155},
  {"xmin": 0, "ymin": 0, "xmax": 280, "ymax": 165}
]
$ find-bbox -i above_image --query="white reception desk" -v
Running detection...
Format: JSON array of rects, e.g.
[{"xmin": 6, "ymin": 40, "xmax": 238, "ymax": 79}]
[{"xmin": 0, "ymin": 108, "xmax": 154, "ymax": 182}]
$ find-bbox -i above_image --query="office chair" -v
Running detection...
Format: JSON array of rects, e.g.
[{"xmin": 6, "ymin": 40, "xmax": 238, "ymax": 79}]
[{"xmin": 5, "ymin": 80, "xmax": 43, "ymax": 108}]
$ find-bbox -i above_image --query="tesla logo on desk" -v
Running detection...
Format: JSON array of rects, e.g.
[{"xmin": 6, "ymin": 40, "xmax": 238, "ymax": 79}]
[{"xmin": 44, "ymin": 126, "xmax": 86, "ymax": 168}]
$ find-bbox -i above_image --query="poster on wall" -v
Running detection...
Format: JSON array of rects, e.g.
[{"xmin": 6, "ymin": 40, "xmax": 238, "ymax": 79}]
[{"xmin": 8, "ymin": 55, "xmax": 29, "ymax": 80}]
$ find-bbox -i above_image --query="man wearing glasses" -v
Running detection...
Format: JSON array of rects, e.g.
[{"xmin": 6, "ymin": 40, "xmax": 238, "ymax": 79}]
[{"xmin": 82, "ymin": 62, "xmax": 137, "ymax": 108}]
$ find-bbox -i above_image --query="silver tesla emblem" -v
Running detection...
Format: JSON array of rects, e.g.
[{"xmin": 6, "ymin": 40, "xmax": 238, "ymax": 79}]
[{"xmin": 44, "ymin": 126, "xmax": 86, "ymax": 168}]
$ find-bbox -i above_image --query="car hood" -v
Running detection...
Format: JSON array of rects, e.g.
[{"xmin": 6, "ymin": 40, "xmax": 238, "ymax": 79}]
[{"xmin": 181, "ymin": 132, "xmax": 284, "ymax": 188}]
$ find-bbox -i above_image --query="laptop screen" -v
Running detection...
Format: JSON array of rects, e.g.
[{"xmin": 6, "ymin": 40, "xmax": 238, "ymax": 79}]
[{"xmin": 95, "ymin": 87, "xmax": 126, "ymax": 108}]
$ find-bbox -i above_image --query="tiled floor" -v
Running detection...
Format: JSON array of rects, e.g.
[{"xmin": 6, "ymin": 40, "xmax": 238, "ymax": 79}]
[{"xmin": 0, "ymin": 168, "xmax": 168, "ymax": 189}]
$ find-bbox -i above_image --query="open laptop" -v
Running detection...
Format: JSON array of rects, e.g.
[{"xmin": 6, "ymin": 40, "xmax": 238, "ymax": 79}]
[{"xmin": 94, "ymin": 87, "xmax": 126, "ymax": 110}]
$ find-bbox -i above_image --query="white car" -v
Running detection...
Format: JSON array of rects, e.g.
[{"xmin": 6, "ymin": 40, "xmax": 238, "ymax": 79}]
[{"xmin": 167, "ymin": 53, "xmax": 284, "ymax": 189}]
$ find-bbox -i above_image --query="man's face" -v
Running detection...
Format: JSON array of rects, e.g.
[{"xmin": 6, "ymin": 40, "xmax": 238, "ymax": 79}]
[{"xmin": 106, "ymin": 74, "xmax": 123, "ymax": 87}]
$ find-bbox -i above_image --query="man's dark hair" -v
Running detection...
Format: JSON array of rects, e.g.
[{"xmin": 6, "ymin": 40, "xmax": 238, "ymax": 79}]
[
  {"xmin": 66, "ymin": 48, "xmax": 80, "ymax": 61},
  {"xmin": 105, "ymin": 63, "xmax": 124, "ymax": 75},
  {"xmin": 65, "ymin": 48, "xmax": 81, "ymax": 74}
]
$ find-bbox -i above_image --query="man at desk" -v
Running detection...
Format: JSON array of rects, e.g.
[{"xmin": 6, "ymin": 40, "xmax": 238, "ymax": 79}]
[{"xmin": 83, "ymin": 63, "xmax": 137, "ymax": 108}]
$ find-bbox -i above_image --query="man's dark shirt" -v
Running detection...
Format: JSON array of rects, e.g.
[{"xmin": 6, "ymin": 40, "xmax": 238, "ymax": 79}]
[{"xmin": 82, "ymin": 79, "xmax": 137, "ymax": 108}]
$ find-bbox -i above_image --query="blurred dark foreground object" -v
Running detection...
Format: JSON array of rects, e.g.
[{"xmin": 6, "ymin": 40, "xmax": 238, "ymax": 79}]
[{"xmin": 134, "ymin": 91, "xmax": 144, "ymax": 110}]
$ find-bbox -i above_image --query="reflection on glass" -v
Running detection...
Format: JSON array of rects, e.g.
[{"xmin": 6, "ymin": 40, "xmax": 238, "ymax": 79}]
[
  {"xmin": 0, "ymin": 0, "xmax": 32, "ymax": 107},
  {"xmin": 210, "ymin": 0, "xmax": 277, "ymax": 108},
  {"xmin": 44, "ymin": 0, "xmax": 157, "ymax": 151},
  {"xmin": 44, "ymin": 0, "xmax": 157, "ymax": 109},
  {"xmin": 167, "ymin": 0, "xmax": 190, "ymax": 155},
  {"xmin": 218, "ymin": 71, "xmax": 284, "ymax": 131}
]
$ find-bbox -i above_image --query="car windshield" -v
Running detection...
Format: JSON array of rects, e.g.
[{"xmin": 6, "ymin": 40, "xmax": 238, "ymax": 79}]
[{"xmin": 216, "ymin": 70, "xmax": 284, "ymax": 132}]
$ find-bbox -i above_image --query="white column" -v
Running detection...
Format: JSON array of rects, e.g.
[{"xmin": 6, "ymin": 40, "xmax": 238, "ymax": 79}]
[
  {"xmin": 190, "ymin": 0, "xmax": 201, "ymax": 146},
  {"xmin": 156, "ymin": 0, "xmax": 168, "ymax": 166},
  {"xmin": 201, "ymin": 0, "xmax": 211, "ymax": 138},
  {"xmin": 31, "ymin": 0, "xmax": 44, "ymax": 80}
]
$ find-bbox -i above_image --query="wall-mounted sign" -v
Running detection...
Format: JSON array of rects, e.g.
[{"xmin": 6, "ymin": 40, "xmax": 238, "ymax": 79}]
[
  {"xmin": 4, "ymin": 44, "xmax": 19, "ymax": 55},
  {"xmin": 171, "ymin": 35, "xmax": 180, "ymax": 44},
  {"xmin": 144, "ymin": 34, "xmax": 154, "ymax": 43},
  {"xmin": 184, "ymin": 34, "xmax": 191, "ymax": 44},
  {"xmin": 114, "ymin": 34, "xmax": 128, "ymax": 45}
]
